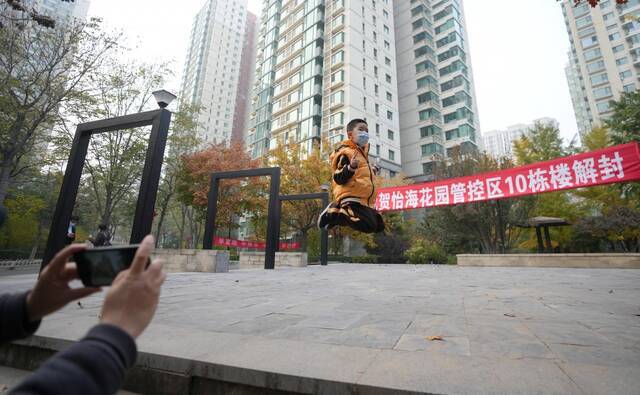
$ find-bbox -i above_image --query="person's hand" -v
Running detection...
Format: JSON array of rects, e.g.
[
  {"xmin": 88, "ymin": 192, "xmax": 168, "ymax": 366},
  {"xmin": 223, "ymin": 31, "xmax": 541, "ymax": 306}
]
[
  {"xmin": 349, "ymin": 152, "xmax": 359, "ymax": 171},
  {"xmin": 26, "ymin": 244, "xmax": 100, "ymax": 322},
  {"xmin": 100, "ymin": 235, "xmax": 165, "ymax": 339}
]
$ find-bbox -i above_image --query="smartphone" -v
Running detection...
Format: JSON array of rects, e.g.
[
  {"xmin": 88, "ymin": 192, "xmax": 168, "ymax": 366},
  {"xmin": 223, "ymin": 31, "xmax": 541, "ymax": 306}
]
[{"xmin": 73, "ymin": 245, "xmax": 143, "ymax": 287}]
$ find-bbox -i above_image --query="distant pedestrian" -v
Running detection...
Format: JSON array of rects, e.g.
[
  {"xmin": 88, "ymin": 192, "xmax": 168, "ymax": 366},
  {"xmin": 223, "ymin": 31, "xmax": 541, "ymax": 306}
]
[
  {"xmin": 65, "ymin": 216, "xmax": 78, "ymax": 245},
  {"xmin": 89, "ymin": 223, "xmax": 112, "ymax": 247}
]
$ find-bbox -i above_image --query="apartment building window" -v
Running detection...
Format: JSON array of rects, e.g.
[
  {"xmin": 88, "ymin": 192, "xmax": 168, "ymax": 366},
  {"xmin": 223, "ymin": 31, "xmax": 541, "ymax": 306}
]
[
  {"xmin": 388, "ymin": 149, "xmax": 395, "ymax": 161},
  {"xmin": 576, "ymin": 15, "xmax": 592, "ymax": 28},
  {"xmin": 373, "ymin": 32, "xmax": 378, "ymax": 42},
  {"xmin": 376, "ymin": 144, "xmax": 381, "ymax": 155},
  {"xmin": 383, "ymin": 10, "xmax": 389, "ymax": 19},
  {"xmin": 332, "ymin": 15, "xmax": 345, "ymax": 29},
  {"xmin": 587, "ymin": 60, "xmax": 605, "ymax": 73},
  {"xmin": 330, "ymin": 112, "xmax": 344, "ymax": 127},
  {"xmin": 332, "ymin": 32, "xmax": 345, "ymax": 46},
  {"xmin": 373, "ymin": 48, "xmax": 378, "ymax": 59},
  {"xmin": 624, "ymin": 83, "xmax": 636, "ymax": 92},
  {"xmin": 383, "ymin": 25, "xmax": 389, "ymax": 34},
  {"xmin": 386, "ymin": 92, "xmax": 392, "ymax": 101},
  {"xmin": 330, "ymin": 90, "xmax": 344, "ymax": 106},
  {"xmin": 374, "ymin": 84, "xmax": 379, "ymax": 95},
  {"xmin": 590, "ymin": 73, "xmax": 608, "ymax": 85},
  {"xmin": 613, "ymin": 44, "xmax": 625, "ymax": 53},
  {"xmin": 331, "ymin": 70, "xmax": 345, "ymax": 84},
  {"xmin": 384, "ymin": 40, "xmax": 390, "ymax": 50},
  {"xmin": 385, "ymin": 57, "xmax": 391, "ymax": 66},
  {"xmin": 363, "ymin": 76, "xmax": 367, "ymax": 88},
  {"xmin": 593, "ymin": 86, "xmax": 612, "ymax": 99},
  {"xmin": 374, "ymin": 66, "xmax": 379, "ymax": 77},
  {"xmin": 386, "ymin": 74, "xmax": 392, "ymax": 83},
  {"xmin": 387, "ymin": 110, "xmax": 393, "ymax": 120},
  {"xmin": 596, "ymin": 102, "xmax": 611, "ymax": 113},
  {"xmin": 375, "ymin": 123, "xmax": 380, "ymax": 136},
  {"xmin": 387, "ymin": 129, "xmax": 394, "ymax": 140},
  {"xmin": 332, "ymin": 50, "xmax": 344, "ymax": 65},
  {"xmin": 584, "ymin": 48, "xmax": 601, "ymax": 61},
  {"xmin": 375, "ymin": 103, "xmax": 380, "ymax": 115},
  {"xmin": 581, "ymin": 35, "xmax": 598, "ymax": 48},
  {"xmin": 616, "ymin": 57, "xmax": 628, "ymax": 66},
  {"xmin": 620, "ymin": 70, "xmax": 632, "ymax": 79},
  {"xmin": 603, "ymin": 12, "xmax": 614, "ymax": 21},
  {"xmin": 609, "ymin": 32, "xmax": 621, "ymax": 41}
]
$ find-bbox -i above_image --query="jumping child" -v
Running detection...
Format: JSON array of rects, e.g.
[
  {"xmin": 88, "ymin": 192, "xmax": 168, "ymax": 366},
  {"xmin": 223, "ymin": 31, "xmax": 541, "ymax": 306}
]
[{"xmin": 317, "ymin": 118, "xmax": 385, "ymax": 233}]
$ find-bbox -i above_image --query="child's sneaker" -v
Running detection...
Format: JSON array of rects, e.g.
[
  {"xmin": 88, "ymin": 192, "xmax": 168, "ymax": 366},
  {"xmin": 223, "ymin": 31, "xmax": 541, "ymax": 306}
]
[{"xmin": 317, "ymin": 203, "xmax": 334, "ymax": 230}]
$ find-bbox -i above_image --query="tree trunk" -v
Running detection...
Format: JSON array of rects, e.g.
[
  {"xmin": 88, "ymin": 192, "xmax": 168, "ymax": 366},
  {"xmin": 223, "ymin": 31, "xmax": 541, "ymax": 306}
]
[
  {"xmin": 155, "ymin": 192, "xmax": 172, "ymax": 248},
  {"xmin": 0, "ymin": 157, "xmax": 13, "ymax": 206}
]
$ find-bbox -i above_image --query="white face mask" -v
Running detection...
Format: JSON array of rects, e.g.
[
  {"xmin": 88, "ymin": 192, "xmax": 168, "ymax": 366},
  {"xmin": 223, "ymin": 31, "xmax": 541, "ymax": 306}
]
[{"xmin": 356, "ymin": 131, "xmax": 369, "ymax": 147}]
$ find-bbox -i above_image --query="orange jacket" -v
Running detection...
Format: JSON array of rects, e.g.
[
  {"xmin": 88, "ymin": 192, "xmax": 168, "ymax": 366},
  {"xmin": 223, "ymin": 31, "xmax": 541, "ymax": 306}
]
[{"xmin": 330, "ymin": 139, "xmax": 376, "ymax": 208}]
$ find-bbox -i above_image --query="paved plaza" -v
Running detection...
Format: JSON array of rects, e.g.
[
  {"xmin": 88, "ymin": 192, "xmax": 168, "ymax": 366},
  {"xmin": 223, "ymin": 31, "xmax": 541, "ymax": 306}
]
[{"xmin": 1, "ymin": 264, "xmax": 639, "ymax": 394}]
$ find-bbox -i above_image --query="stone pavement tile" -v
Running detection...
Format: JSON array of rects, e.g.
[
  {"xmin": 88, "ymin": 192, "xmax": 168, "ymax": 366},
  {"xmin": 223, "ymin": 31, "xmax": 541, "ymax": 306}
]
[
  {"xmin": 405, "ymin": 314, "xmax": 467, "ymax": 337},
  {"xmin": 547, "ymin": 343, "xmax": 640, "ymax": 367},
  {"xmin": 524, "ymin": 322, "xmax": 616, "ymax": 347},
  {"xmin": 266, "ymin": 324, "xmax": 344, "ymax": 345},
  {"xmin": 328, "ymin": 314, "xmax": 413, "ymax": 349},
  {"xmin": 557, "ymin": 361, "xmax": 640, "ymax": 395},
  {"xmin": 297, "ymin": 310, "xmax": 367, "ymax": 330},
  {"xmin": 394, "ymin": 334, "xmax": 471, "ymax": 356},
  {"xmin": 592, "ymin": 325, "xmax": 640, "ymax": 349},
  {"xmin": 192, "ymin": 336, "xmax": 381, "ymax": 393},
  {"xmin": 216, "ymin": 313, "xmax": 306, "ymax": 336},
  {"xmin": 358, "ymin": 350, "xmax": 582, "ymax": 394}
]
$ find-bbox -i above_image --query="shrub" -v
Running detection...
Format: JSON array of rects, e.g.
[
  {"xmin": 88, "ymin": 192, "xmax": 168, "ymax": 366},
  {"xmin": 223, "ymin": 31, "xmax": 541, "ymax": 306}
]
[{"xmin": 405, "ymin": 239, "xmax": 447, "ymax": 264}]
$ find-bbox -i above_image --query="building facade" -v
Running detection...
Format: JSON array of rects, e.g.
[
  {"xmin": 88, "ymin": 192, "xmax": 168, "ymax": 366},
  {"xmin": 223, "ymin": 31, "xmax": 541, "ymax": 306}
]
[
  {"xmin": 247, "ymin": 0, "xmax": 403, "ymax": 177},
  {"xmin": 394, "ymin": 0, "xmax": 481, "ymax": 182},
  {"xmin": 482, "ymin": 118, "xmax": 560, "ymax": 161},
  {"xmin": 232, "ymin": 12, "xmax": 258, "ymax": 143},
  {"xmin": 180, "ymin": 0, "xmax": 253, "ymax": 145},
  {"xmin": 562, "ymin": 0, "xmax": 640, "ymax": 137}
]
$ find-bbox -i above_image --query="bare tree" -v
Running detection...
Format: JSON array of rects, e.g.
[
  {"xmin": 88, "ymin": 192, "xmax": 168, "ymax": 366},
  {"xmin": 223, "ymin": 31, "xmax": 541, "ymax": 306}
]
[
  {"xmin": 0, "ymin": 8, "xmax": 120, "ymax": 204},
  {"xmin": 52, "ymin": 56, "xmax": 172, "ymax": 238}
]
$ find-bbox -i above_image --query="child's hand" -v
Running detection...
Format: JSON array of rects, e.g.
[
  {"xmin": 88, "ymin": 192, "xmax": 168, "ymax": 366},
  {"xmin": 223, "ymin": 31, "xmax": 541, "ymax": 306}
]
[{"xmin": 349, "ymin": 152, "xmax": 359, "ymax": 170}]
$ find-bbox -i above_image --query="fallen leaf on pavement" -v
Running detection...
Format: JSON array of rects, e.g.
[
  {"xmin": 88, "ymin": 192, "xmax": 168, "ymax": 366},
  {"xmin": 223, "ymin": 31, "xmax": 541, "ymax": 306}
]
[{"xmin": 426, "ymin": 335, "xmax": 445, "ymax": 341}]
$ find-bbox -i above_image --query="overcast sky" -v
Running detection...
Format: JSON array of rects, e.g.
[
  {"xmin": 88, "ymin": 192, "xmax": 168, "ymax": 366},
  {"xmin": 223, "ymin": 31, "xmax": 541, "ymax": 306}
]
[{"xmin": 88, "ymin": 0, "xmax": 579, "ymax": 144}]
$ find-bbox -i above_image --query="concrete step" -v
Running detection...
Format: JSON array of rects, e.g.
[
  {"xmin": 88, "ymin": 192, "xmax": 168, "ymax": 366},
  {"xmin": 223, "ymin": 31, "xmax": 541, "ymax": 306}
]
[{"xmin": 0, "ymin": 364, "xmax": 139, "ymax": 394}]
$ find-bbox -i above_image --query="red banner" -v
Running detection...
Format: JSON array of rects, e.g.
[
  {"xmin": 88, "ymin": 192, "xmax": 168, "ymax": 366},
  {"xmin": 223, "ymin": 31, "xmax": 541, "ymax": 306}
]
[
  {"xmin": 213, "ymin": 236, "xmax": 300, "ymax": 250},
  {"xmin": 375, "ymin": 142, "xmax": 640, "ymax": 212}
]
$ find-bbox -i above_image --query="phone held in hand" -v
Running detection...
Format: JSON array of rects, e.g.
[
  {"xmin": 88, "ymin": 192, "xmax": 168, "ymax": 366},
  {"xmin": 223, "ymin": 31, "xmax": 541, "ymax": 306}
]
[{"xmin": 73, "ymin": 245, "xmax": 146, "ymax": 287}]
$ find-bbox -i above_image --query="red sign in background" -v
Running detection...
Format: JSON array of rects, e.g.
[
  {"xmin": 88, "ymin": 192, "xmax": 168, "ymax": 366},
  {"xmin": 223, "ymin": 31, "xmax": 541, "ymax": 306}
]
[
  {"xmin": 213, "ymin": 236, "xmax": 300, "ymax": 250},
  {"xmin": 375, "ymin": 142, "xmax": 640, "ymax": 212}
]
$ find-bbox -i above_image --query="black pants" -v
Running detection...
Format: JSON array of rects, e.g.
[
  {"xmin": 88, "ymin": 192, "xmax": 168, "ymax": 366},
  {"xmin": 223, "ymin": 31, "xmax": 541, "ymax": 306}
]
[{"xmin": 326, "ymin": 202, "xmax": 385, "ymax": 233}]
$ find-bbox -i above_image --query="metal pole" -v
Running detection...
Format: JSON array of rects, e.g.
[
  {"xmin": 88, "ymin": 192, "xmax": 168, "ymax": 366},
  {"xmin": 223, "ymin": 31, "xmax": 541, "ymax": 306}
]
[
  {"xmin": 203, "ymin": 176, "xmax": 220, "ymax": 250},
  {"xmin": 130, "ymin": 109, "xmax": 171, "ymax": 244},
  {"xmin": 265, "ymin": 169, "xmax": 281, "ymax": 269},
  {"xmin": 535, "ymin": 226, "xmax": 544, "ymax": 253},
  {"xmin": 543, "ymin": 225, "xmax": 553, "ymax": 253},
  {"xmin": 320, "ymin": 192, "xmax": 329, "ymax": 266},
  {"xmin": 41, "ymin": 128, "xmax": 90, "ymax": 269}
]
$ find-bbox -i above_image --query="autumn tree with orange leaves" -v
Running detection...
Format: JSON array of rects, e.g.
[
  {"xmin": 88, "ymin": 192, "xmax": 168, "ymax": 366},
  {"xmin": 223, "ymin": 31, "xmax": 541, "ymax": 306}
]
[{"xmin": 176, "ymin": 141, "xmax": 263, "ymax": 245}]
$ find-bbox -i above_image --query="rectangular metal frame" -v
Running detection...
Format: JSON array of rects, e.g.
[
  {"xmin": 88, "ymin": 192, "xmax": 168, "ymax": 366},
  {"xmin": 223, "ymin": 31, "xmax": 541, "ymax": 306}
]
[
  {"xmin": 203, "ymin": 168, "xmax": 281, "ymax": 270},
  {"xmin": 42, "ymin": 109, "xmax": 172, "ymax": 269},
  {"xmin": 279, "ymin": 192, "xmax": 329, "ymax": 266}
]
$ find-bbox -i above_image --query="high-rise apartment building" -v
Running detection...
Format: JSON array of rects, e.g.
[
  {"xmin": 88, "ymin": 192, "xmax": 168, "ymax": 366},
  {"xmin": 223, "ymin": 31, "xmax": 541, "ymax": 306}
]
[
  {"xmin": 247, "ymin": 0, "xmax": 403, "ymax": 177},
  {"xmin": 232, "ymin": 12, "xmax": 258, "ymax": 143},
  {"xmin": 180, "ymin": 0, "xmax": 255, "ymax": 145},
  {"xmin": 394, "ymin": 0, "xmax": 481, "ymax": 182},
  {"xmin": 562, "ymin": 0, "xmax": 639, "ymax": 137},
  {"xmin": 482, "ymin": 118, "xmax": 559, "ymax": 161}
]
